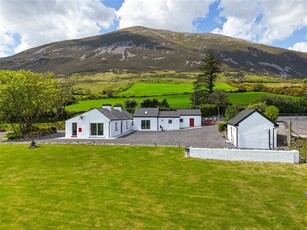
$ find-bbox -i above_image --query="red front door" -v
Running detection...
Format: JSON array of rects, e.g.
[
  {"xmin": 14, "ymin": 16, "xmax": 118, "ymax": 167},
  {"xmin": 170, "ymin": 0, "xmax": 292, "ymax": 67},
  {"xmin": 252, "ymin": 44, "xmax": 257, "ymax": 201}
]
[{"xmin": 189, "ymin": 118, "xmax": 194, "ymax": 127}]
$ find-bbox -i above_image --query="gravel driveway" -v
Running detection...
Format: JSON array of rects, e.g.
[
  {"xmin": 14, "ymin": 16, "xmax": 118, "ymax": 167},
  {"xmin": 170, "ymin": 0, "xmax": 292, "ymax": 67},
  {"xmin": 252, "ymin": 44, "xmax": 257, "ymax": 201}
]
[{"xmin": 5, "ymin": 125, "xmax": 234, "ymax": 148}]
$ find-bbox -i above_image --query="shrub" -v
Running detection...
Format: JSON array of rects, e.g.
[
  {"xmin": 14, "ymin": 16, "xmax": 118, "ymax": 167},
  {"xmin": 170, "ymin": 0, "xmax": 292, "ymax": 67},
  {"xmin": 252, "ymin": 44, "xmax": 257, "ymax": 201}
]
[
  {"xmin": 252, "ymin": 83, "xmax": 264, "ymax": 92},
  {"xmin": 218, "ymin": 122, "xmax": 227, "ymax": 133},
  {"xmin": 237, "ymin": 87, "xmax": 247, "ymax": 92},
  {"xmin": 200, "ymin": 104, "xmax": 217, "ymax": 117},
  {"xmin": 264, "ymin": 106, "xmax": 279, "ymax": 121}
]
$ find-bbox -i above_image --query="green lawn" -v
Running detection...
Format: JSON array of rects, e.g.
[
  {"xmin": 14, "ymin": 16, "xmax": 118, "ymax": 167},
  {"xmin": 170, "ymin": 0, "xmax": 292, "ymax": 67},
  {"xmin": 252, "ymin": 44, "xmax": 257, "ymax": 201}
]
[
  {"xmin": 0, "ymin": 144, "xmax": 306, "ymax": 229},
  {"xmin": 118, "ymin": 83, "xmax": 237, "ymax": 97}
]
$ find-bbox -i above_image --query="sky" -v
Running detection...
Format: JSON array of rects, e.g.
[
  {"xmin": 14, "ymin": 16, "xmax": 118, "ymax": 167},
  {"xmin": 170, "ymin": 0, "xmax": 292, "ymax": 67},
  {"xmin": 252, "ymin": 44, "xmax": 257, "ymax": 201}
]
[{"xmin": 0, "ymin": 0, "xmax": 306, "ymax": 58}]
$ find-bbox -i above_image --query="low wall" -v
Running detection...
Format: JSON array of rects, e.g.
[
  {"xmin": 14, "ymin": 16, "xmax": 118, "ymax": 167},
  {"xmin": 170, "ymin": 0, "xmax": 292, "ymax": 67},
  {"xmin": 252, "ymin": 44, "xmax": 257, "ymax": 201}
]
[{"xmin": 189, "ymin": 148, "xmax": 300, "ymax": 164}]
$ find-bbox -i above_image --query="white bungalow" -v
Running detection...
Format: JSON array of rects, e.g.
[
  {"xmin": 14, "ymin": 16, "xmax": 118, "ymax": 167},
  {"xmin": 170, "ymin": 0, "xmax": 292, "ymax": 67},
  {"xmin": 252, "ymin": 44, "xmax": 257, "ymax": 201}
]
[
  {"xmin": 65, "ymin": 104, "xmax": 133, "ymax": 139},
  {"xmin": 133, "ymin": 108, "xmax": 201, "ymax": 131},
  {"xmin": 227, "ymin": 109, "xmax": 279, "ymax": 149}
]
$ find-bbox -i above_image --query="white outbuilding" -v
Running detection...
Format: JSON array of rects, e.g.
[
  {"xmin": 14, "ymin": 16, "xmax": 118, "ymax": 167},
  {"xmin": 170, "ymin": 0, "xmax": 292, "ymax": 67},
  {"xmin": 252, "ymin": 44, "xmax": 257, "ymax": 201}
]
[
  {"xmin": 133, "ymin": 108, "xmax": 201, "ymax": 131},
  {"xmin": 227, "ymin": 109, "xmax": 279, "ymax": 149},
  {"xmin": 65, "ymin": 104, "xmax": 133, "ymax": 139}
]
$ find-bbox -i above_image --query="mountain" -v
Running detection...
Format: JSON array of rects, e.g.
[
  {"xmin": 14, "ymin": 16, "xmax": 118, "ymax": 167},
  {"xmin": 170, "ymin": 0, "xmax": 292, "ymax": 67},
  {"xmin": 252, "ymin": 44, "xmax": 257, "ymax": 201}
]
[{"xmin": 0, "ymin": 26, "xmax": 306, "ymax": 78}]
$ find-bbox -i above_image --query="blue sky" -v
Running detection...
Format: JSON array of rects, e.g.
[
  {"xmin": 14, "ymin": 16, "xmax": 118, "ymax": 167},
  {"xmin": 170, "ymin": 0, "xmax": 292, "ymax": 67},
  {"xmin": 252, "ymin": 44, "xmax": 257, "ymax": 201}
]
[{"xmin": 0, "ymin": 0, "xmax": 306, "ymax": 57}]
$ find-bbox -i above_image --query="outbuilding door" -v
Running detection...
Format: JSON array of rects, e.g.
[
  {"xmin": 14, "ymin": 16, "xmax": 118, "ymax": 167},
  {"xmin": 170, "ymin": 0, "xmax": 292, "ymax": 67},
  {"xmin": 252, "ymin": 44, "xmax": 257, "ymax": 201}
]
[{"xmin": 189, "ymin": 118, "xmax": 194, "ymax": 127}]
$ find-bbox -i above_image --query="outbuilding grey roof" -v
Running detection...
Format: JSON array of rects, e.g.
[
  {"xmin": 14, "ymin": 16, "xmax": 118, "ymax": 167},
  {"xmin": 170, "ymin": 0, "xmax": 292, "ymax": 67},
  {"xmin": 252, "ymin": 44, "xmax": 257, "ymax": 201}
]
[
  {"xmin": 158, "ymin": 111, "xmax": 180, "ymax": 118},
  {"xmin": 134, "ymin": 108, "xmax": 159, "ymax": 117},
  {"xmin": 97, "ymin": 108, "xmax": 132, "ymax": 121},
  {"xmin": 227, "ymin": 109, "xmax": 278, "ymax": 127},
  {"xmin": 177, "ymin": 109, "xmax": 201, "ymax": 116}
]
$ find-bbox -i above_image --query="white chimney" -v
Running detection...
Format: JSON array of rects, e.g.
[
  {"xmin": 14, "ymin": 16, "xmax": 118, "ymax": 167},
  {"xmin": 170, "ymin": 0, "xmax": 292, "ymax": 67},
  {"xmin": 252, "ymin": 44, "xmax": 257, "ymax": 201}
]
[
  {"xmin": 102, "ymin": 104, "xmax": 112, "ymax": 111},
  {"xmin": 114, "ymin": 106, "xmax": 122, "ymax": 112}
]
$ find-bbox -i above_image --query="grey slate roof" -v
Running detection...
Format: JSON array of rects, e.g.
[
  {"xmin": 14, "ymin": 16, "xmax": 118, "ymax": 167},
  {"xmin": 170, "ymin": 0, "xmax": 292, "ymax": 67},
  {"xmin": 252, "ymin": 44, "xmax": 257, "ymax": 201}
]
[
  {"xmin": 177, "ymin": 109, "xmax": 201, "ymax": 116},
  {"xmin": 158, "ymin": 111, "xmax": 180, "ymax": 118},
  {"xmin": 134, "ymin": 108, "xmax": 159, "ymax": 117},
  {"xmin": 227, "ymin": 109, "xmax": 278, "ymax": 126},
  {"xmin": 97, "ymin": 108, "xmax": 132, "ymax": 121}
]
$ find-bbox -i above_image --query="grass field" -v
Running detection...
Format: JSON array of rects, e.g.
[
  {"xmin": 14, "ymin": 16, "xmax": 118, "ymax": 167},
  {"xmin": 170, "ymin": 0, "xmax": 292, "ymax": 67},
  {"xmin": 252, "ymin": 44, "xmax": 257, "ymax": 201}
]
[
  {"xmin": 229, "ymin": 92, "xmax": 298, "ymax": 104},
  {"xmin": 0, "ymin": 144, "xmax": 306, "ymax": 229},
  {"xmin": 66, "ymin": 92, "xmax": 298, "ymax": 112},
  {"xmin": 118, "ymin": 83, "xmax": 237, "ymax": 97}
]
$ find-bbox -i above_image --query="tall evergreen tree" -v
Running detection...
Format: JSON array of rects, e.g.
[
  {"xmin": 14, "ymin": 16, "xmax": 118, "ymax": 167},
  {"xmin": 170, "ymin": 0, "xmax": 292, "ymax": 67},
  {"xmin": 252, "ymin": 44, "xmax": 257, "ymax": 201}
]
[{"xmin": 192, "ymin": 53, "xmax": 221, "ymax": 106}]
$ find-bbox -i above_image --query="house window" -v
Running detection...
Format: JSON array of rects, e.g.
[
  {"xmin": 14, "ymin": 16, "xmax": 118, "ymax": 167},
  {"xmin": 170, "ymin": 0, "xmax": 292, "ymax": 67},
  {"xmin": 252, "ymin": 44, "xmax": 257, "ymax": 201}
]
[
  {"xmin": 126, "ymin": 121, "xmax": 128, "ymax": 129},
  {"xmin": 90, "ymin": 123, "xmax": 104, "ymax": 136},
  {"xmin": 141, "ymin": 120, "xmax": 151, "ymax": 129},
  {"xmin": 168, "ymin": 119, "xmax": 172, "ymax": 124},
  {"xmin": 72, "ymin": 123, "xmax": 77, "ymax": 136},
  {"xmin": 180, "ymin": 118, "xmax": 183, "ymax": 122},
  {"xmin": 115, "ymin": 122, "xmax": 118, "ymax": 131}
]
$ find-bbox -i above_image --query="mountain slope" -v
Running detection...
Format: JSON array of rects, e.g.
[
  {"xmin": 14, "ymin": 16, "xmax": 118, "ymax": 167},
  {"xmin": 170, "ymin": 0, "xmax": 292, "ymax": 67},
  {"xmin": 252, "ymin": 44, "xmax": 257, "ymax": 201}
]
[{"xmin": 0, "ymin": 26, "xmax": 306, "ymax": 78}]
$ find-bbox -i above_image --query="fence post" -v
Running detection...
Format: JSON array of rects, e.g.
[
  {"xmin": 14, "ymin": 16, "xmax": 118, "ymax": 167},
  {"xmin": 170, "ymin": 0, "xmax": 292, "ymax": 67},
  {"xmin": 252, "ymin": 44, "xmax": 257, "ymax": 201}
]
[{"xmin": 287, "ymin": 121, "xmax": 292, "ymax": 148}]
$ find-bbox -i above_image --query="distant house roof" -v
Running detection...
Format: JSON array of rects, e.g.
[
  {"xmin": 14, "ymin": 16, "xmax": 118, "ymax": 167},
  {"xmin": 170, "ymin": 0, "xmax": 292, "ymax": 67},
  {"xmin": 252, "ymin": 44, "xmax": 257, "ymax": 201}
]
[
  {"xmin": 227, "ymin": 109, "xmax": 278, "ymax": 127},
  {"xmin": 97, "ymin": 108, "xmax": 132, "ymax": 121},
  {"xmin": 177, "ymin": 109, "xmax": 201, "ymax": 116},
  {"xmin": 134, "ymin": 108, "xmax": 159, "ymax": 117},
  {"xmin": 158, "ymin": 111, "xmax": 180, "ymax": 118}
]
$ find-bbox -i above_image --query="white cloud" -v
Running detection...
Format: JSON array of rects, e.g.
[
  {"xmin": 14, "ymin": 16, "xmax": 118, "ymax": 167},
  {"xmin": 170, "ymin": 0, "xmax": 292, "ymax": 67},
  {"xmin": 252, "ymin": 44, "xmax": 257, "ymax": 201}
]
[
  {"xmin": 0, "ymin": 0, "xmax": 116, "ymax": 57},
  {"xmin": 117, "ymin": 0, "xmax": 212, "ymax": 32},
  {"xmin": 213, "ymin": 0, "xmax": 307, "ymax": 45},
  {"xmin": 289, "ymin": 42, "xmax": 307, "ymax": 52}
]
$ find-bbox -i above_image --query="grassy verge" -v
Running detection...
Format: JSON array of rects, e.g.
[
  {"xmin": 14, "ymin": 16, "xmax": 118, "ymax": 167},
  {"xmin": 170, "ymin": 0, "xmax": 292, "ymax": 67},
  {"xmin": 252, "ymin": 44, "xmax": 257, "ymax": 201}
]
[{"xmin": 0, "ymin": 144, "xmax": 306, "ymax": 229}]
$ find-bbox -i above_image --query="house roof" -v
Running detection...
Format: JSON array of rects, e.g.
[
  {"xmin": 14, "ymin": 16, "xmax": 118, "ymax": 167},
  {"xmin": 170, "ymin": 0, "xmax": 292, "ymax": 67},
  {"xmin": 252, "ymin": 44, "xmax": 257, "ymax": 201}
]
[
  {"xmin": 158, "ymin": 111, "xmax": 180, "ymax": 118},
  {"xmin": 177, "ymin": 109, "xmax": 202, "ymax": 116},
  {"xmin": 134, "ymin": 108, "xmax": 159, "ymax": 117},
  {"xmin": 227, "ymin": 109, "xmax": 278, "ymax": 127},
  {"xmin": 97, "ymin": 108, "xmax": 132, "ymax": 121}
]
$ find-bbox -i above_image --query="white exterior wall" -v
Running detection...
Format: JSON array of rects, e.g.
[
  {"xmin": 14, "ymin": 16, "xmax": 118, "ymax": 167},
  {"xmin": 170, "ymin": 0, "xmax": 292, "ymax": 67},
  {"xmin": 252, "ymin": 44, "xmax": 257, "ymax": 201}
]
[
  {"xmin": 110, "ymin": 120, "xmax": 121, "ymax": 138},
  {"xmin": 238, "ymin": 112, "xmax": 277, "ymax": 149},
  {"xmin": 133, "ymin": 117, "xmax": 158, "ymax": 131},
  {"xmin": 179, "ymin": 116, "xmax": 202, "ymax": 129},
  {"xmin": 227, "ymin": 124, "xmax": 237, "ymax": 147},
  {"xmin": 158, "ymin": 118, "xmax": 180, "ymax": 130},
  {"xmin": 190, "ymin": 148, "xmax": 299, "ymax": 164},
  {"xmin": 65, "ymin": 109, "xmax": 110, "ymax": 138}
]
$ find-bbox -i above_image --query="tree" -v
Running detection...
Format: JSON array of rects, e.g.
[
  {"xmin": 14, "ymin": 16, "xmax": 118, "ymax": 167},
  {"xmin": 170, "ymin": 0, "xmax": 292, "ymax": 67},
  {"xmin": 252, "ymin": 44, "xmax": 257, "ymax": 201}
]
[
  {"xmin": 246, "ymin": 101, "xmax": 267, "ymax": 113},
  {"xmin": 140, "ymin": 98, "xmax": 159, "ymax": 107},
  {"xmin": 207, "ymin": 90, "xmax": 230, "ymax": 116},
  {"xmin": 199, "ymin": 53, "xmax": 222, "ymax": 94},
  {"xmin": 224, "ymin": 105, "xmax": 244, "ymax": 121},
  {"xmin": 54, "ymin": 78, "xmax": 74, "ymax": 120},
  {"xmin": 159, "ymin": 98, "xmax": 170, "ymax": 108},
  {"xmin": 0, "ymin": 70, "xmax": 58, "ymax": 135},
  {"xmin": 124, "ymin": 99, "xmax": 138, "ymax": 109},
  {"xmin": 264, "ymin": 106, "xmax": 279, "ymax": 121},
  {"xmin": 252, "ymin": 83, "xmax": 265, "ymax": 92},
  {"xmin": 191, "ymin": 53, "xmax": 221, "ymax": 105}
]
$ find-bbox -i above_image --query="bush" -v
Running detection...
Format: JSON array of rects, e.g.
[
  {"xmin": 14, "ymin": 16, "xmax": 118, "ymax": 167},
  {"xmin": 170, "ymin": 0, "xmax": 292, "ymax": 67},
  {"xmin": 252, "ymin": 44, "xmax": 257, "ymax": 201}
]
[
  {"xmin": 5, "ymin": 132, "xmax": 22, "ymax": 140},
  {"xmin": 237, "ymin": 87, "xmax": 247, "ymax": 92},
  {"xmin": 264, "ymin": 106, "xmax": 279, "ymax": 121},
  {"xmin": 200, "ymin": 104, "xmax": 217, "ymax": 117},
  {"xmin": 218, "ymin": 122, "xmax": 227, "ymax": 133},
  {"xmin": 252, "ymin": 83, "xmax": 264, "ymax": 92}
]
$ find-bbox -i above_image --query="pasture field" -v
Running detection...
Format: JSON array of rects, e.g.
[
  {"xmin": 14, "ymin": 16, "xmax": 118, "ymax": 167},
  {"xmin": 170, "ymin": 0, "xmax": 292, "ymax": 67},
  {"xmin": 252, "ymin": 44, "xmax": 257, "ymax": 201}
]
[
  {"xmin": 0, "ymin": 144, "xmax": 306, "ymax": 229},
  {"xmin": 66, "ymin": 92, "xmax": 298, "ymax": 112},
  {"xmin": 66, "ymin": 95, "xmax": 191, "ymax": 112},
  {"xmin": 228, "ymin": 92, "xmax": 298, "ymax": 104},
  {"xmin": 118, "ymin": 82, "xmax": 237, "ymax": 97}
]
